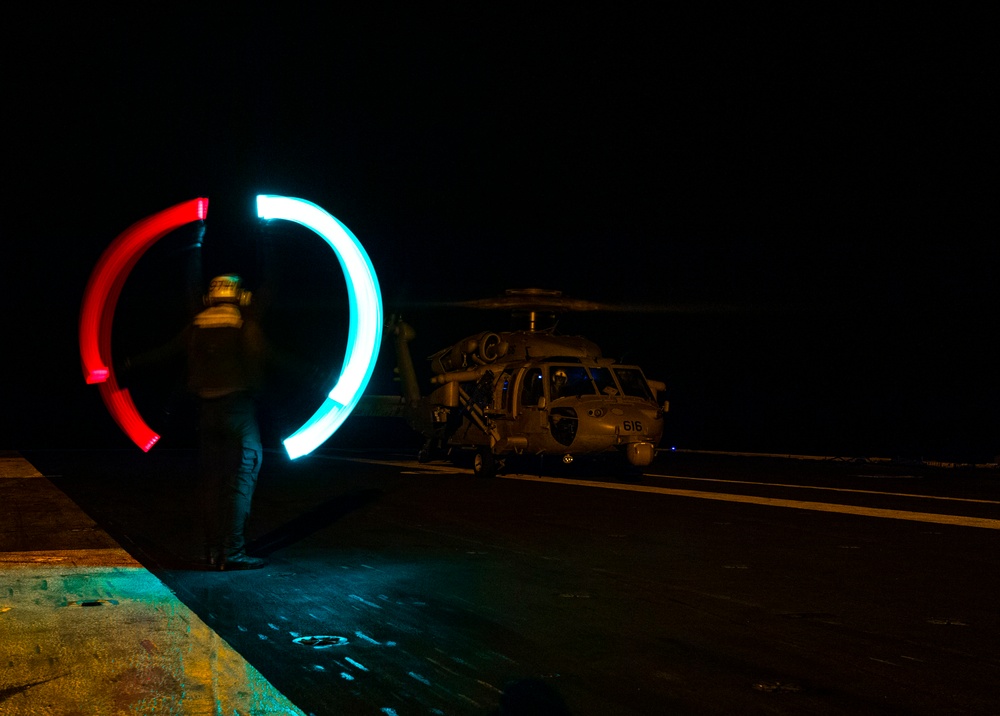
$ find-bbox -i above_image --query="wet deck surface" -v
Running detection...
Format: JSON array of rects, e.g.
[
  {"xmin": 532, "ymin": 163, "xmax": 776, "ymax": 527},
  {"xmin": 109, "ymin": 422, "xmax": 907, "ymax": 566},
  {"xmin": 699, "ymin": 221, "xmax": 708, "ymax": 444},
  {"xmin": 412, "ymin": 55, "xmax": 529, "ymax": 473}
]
[
  {"xmin": 5, "ymin": 447, "xmax": 1000, "ymax": 715},
  {"xmin": 0, "ymin": 452, "xmax": 304, "ymax": 716}
]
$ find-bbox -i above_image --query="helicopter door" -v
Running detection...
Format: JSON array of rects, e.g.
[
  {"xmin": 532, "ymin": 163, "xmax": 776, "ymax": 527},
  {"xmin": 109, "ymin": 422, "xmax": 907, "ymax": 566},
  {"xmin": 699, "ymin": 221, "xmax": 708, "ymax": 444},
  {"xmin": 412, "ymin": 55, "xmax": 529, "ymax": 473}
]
[{"xmin": 517, "ymin": 367, "xmax": 548, "ymax": 431}]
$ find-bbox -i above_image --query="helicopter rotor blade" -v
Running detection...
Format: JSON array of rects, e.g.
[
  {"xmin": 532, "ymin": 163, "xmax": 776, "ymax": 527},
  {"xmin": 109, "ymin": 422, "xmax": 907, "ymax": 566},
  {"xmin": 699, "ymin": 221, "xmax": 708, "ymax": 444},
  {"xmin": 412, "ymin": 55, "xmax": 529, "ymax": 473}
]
[{"xmin": 391, "ymin": 297, "xmax": 774, "ymax": 315}]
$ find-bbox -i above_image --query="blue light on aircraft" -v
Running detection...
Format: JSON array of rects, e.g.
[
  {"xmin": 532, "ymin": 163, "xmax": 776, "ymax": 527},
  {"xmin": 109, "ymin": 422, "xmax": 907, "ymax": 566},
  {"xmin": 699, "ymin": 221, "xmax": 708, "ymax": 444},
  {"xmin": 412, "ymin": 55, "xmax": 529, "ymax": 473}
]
[{"xmin": 256, "ymin": 195, "xmax": 383, "ymax": 459}]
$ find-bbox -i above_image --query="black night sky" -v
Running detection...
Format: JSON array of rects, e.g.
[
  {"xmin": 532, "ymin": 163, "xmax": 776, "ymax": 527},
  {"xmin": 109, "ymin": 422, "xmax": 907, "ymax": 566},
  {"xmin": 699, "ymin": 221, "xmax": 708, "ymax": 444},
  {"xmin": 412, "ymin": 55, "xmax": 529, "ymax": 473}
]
[{"xmin": 4, "ymin": 7, "xmax": 996, "ymax": 461}]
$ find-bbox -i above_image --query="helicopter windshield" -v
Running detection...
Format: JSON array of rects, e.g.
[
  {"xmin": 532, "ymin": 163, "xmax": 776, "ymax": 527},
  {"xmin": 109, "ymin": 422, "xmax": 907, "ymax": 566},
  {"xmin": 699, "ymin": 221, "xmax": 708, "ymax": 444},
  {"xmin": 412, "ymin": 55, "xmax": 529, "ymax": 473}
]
[
  {"xmin": 589, "ymin": 366, "xmax": 618, "ymax": 396},
  {"xmin": 611, "ymin": 367, "xmax": 654, "ymax": 400}
]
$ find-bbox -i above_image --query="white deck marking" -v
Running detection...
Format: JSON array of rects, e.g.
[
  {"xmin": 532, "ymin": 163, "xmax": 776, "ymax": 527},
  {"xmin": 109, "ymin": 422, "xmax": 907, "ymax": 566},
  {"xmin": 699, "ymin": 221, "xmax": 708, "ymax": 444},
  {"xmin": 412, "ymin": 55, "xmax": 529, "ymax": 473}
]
[
  {"xmin": 643, "ymin": 472, "xmax": 1000, "ymax": 505},
  {"xmin": 308, "ymin": 452, "xmax": 1000, "ymax": 529},
  {"xmin": 501, "ymin": 474, "xmax": 1000, "ymax": 530}
]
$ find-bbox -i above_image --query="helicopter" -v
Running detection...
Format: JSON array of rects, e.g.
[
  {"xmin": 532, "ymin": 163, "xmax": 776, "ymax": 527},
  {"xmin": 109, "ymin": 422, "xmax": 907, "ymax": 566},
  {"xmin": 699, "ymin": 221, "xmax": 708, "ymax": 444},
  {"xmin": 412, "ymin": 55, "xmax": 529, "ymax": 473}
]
[{"xmin": 355, "ymin": 289, "xmax": 669, "ymax": 477}]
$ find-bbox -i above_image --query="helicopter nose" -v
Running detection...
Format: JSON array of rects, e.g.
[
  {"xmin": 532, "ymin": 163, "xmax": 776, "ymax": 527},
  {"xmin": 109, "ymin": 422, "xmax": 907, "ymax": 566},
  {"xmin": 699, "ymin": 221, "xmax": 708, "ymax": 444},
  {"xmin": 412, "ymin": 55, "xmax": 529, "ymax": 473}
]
[
  {"xmin": 608, "ymin": 405, "xmax": 664, "ymax": 443},
  {"xmin": 625, "ymin": 441, "xmax": 656, "ymax": 466}
]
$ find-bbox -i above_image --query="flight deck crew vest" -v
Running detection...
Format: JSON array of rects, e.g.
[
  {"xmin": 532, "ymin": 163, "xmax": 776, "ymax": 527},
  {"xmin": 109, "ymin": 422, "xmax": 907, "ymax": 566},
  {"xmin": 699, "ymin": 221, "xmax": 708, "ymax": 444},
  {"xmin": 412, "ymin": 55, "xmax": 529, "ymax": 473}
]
[{"xmin": 187, "ymin": 304, "xmax": 262, "ymax": 399}]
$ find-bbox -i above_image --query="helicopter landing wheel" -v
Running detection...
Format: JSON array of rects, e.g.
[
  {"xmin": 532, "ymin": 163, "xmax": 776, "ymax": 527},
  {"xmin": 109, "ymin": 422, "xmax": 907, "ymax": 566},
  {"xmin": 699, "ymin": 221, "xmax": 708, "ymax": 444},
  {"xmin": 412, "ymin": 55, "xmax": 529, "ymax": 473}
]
[
  {"xmin": 473, "ymin": 447, "xmax": 499, "ymax": 478},
  {"xmin": 417, "ymin": 441, "xmax": 437, "ymax": 463},
  {"xmin": 418, "ymin": 437, "xmax": 449, "ymax": 463}
]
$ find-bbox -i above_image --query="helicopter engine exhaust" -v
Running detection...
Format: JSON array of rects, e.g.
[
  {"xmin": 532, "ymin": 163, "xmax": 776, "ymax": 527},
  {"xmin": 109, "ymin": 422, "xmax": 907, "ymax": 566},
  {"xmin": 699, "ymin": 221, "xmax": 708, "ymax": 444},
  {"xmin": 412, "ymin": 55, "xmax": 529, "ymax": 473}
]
[{"xmin": 431, "ymin": 332, "xmax": 506, "ymax": 374}]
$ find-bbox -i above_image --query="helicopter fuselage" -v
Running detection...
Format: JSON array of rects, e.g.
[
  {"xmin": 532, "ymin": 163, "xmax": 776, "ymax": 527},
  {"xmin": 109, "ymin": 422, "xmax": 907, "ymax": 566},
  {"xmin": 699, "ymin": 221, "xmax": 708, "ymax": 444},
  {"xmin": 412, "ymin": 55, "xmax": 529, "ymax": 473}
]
[{"xmin": 385, "ymin": 319, "xmax": 667, "ymax": 475}]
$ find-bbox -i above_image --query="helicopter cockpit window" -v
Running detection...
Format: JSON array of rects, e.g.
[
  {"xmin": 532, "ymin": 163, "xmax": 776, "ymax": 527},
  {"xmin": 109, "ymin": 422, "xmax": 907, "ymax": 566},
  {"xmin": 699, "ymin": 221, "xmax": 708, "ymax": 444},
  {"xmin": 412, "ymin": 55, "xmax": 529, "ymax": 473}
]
[
  {"xmin": 548, "ymin": 365, "xmax": 596, "ymax": 399},
  {"xmin": 612, "ymin": 367, "xmax": 654, "ymax": 400},
  {"xmin": 521, "ymin": 368, "xmax": 545, "ymax": 406}
]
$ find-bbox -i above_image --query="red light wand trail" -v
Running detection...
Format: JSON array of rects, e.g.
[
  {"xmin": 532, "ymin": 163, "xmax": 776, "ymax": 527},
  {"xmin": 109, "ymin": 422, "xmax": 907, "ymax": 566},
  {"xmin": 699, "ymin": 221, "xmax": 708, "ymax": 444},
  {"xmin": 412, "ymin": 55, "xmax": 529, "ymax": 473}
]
[{"xmin": 78, "ymin": 197, "xmax": 209, "ymax": 451}]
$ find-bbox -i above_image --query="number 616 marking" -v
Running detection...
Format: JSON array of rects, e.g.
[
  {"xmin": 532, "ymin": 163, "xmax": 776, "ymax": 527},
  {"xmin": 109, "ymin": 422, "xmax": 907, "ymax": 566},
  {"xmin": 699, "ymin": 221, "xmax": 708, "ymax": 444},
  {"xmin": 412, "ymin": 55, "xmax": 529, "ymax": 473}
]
[{"xmin": 622, "ymin": 420, "xmax": 643, "ymax": 432}]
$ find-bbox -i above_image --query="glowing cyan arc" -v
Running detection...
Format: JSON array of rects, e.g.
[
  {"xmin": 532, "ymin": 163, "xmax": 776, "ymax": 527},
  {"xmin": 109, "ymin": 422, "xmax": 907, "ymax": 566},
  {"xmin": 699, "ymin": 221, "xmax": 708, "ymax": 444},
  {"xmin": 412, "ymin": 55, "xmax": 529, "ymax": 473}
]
[{"xmin": 256, "ymin": 195, "xmax": 383, "ymax": 459}]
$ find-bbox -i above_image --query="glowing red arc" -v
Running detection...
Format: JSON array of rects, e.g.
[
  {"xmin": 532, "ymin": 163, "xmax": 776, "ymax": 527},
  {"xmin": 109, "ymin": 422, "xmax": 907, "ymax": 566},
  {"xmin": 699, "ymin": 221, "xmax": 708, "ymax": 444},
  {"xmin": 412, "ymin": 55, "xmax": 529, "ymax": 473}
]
[{"xmin": 78, "ymin": 197, "xmax": 209, "ymax": 451}]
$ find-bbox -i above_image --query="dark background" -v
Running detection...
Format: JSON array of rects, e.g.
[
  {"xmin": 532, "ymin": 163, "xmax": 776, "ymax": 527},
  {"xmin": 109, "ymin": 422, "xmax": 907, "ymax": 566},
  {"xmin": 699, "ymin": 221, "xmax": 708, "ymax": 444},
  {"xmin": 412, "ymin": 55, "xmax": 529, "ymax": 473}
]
[{"xmin": 4, "ymin": 7, "xmax": 996, "ymax": 461}]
